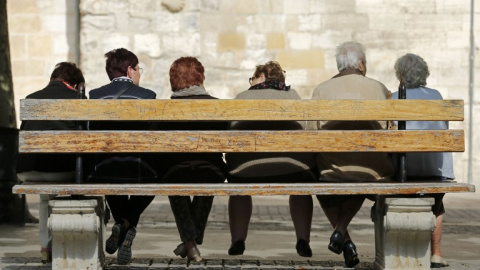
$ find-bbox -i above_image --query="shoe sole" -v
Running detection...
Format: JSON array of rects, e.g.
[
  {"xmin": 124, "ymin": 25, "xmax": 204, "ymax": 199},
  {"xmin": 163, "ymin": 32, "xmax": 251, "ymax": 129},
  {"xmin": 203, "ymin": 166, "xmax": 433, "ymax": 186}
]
[
  {"xmin": 117, "ymin": 228, "xmax": 136, "ymax": 265},
  {"xmin": 106, "ymin": 224, "xmax": 121, "ymax": 254}
]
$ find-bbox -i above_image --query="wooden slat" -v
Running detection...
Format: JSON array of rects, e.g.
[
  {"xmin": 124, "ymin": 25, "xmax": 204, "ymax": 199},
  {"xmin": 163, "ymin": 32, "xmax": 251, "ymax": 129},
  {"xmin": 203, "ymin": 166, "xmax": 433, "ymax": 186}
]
[
  {"xmin": 20, "ymin": 99, "xmax": 464, "ymax": 121},
  {"xmin": 19, "ymin": 130, "xmax": 464, "ymax": 153},
  {"xmin": 12, "ymin": 182, "xmax": 475, "ymax": 196}
]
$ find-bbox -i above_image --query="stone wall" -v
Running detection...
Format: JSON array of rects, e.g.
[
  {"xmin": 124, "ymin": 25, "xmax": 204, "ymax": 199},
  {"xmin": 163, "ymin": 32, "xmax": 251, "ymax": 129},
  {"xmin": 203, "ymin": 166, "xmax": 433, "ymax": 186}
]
[
  {"xmin": 7, "ymin": 0, "xmax": 79, "ymax": 118},
  {"xmin": 8, "ymin": 0, "xmax": 480, "ymax": 185}
]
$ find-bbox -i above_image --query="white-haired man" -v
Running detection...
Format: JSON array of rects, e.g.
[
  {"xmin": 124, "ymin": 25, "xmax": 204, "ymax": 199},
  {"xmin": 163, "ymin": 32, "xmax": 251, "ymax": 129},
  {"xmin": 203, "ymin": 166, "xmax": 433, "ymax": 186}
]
[{"xmin": 308, "ymin": 41, "xmax": 395, "ymax": 268}]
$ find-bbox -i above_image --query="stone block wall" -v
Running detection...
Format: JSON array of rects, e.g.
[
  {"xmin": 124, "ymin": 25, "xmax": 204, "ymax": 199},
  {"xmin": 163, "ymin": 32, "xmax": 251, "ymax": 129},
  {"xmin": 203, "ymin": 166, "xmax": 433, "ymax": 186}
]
[
  {"xmin": 7, "ymin": 0, "xmax": 79, "ymax": 116},
  {"xmin": 7, "ymin": 0, "xmax": 480, "ymax": 185}
]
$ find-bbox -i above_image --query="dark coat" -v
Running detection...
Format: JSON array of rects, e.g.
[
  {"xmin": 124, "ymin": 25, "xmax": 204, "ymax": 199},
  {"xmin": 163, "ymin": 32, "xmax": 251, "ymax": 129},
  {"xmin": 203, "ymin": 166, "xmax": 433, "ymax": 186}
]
[
  {"xmin": 86, "ymin": 80, "xmax": 158, "ymax": 182},
  {"xmin": 17, "ymin": 81, "xmax": 86, "ymax": 173},
  {"xmin": 155, "ymin": 95, "xmax": 228, "ymax": 183}
]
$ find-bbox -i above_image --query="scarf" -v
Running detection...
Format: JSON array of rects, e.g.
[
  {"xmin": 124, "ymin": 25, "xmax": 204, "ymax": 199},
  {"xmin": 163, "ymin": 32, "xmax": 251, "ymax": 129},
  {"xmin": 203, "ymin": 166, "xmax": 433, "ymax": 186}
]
[
  {"xmin": 248, "ymin": 80, "xmax": 290, "ymax": 91},
  {"xmin": 332, "ymin": 68, "xmax": 364, "ymax": 79},
  {"xmin": 171, "ymin": 85, "xmax": 210, "ymax": 98}
]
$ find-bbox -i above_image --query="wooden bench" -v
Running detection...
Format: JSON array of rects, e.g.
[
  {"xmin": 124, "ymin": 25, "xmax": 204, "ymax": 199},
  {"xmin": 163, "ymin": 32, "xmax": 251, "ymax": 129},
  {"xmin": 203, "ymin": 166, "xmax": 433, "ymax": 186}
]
[{"xmin": 13, "ymin": 97, "xmax": 474, "ymax": 270}]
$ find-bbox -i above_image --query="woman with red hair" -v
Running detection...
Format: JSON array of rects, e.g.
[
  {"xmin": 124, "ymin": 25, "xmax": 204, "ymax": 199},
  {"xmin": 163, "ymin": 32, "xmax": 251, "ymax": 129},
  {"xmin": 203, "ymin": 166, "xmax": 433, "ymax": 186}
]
[{"xmin": 156, "ymin": 57, "xmax": 228, "ymax": 262}]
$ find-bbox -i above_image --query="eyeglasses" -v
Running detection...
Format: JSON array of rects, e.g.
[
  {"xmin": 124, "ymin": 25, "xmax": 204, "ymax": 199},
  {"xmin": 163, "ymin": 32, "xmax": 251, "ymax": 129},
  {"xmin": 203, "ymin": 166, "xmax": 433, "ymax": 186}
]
[
  {"xmin": 138, "ymin": 68, "xmax": 143, "ymax": 74},
  {"xmin": 249, "ymin": 76, "xmax": 256, "ymax": 85}
]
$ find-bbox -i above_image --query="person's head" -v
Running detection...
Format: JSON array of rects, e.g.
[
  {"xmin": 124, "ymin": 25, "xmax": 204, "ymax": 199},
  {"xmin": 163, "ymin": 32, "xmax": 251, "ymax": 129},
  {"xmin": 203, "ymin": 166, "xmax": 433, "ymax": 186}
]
[
  {"xmin": 394, "ymin": 53, "xmax": 429, "ymax": 88},
  {"xmin": 335, "ymin": 41, "xmax": 367, "ymax": 75},
  {"xmin": 169, "ymin": 57, "xmax": 205, "ymax": 92},
  {"xmin": 249, "ymin": 61, "xmax": 285, "ymax": 86},
  {"xmin": 104, "ymin": 48, "xmax": 141, "ymax": 85},
  {"xmin": 49, "ymin": 62, "xmax": 85, "ymax": 89}
]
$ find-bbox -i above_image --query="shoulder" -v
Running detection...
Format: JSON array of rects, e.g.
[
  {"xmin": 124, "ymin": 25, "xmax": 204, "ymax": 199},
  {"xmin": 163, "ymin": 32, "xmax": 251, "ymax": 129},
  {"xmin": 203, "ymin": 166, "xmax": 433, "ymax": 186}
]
[
  {"xmin": 26, "ymin": 81, "xmax": 80, "ymax": 99},
  {"xmin": 235, "ymin": 89, "xmax": 300, "ymax": 100},
  {"xmin": 129, "ymin": 85, "xmax": 156, "ymax": 99},
  {"xmin": 312, "ymin": 75, "xmax": 389, "ymax": 100},
  {"xmin": 89, "ymin": 83, "xmax": 156, "ymax": 99}
]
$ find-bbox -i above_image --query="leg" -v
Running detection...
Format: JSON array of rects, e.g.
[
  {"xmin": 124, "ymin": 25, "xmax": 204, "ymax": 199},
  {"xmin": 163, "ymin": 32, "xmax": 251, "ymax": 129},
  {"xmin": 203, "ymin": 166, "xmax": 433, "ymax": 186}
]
[
  {"xmin": 169, "ymin": 196, "xmax": 196, "ymax": 243},
  {"xmin": 191, "ymin": 196, "xmax": 214, "ymax": 245},
  {"xmin": 431, "ymin": 214, "xmax": 443, "ymax": 256},
  {"xmin": 105, "ymin": 195, "xmax": 129, "ymax": 225},
  {"xmin": 227, "ymin": 195, "xmax": 251, "ymax": 255},
  {"xmin": 39, "ymin": 194, "xmax": 55, "ymax": 263},
  {"xmin": 431, "ymin": 194, "xmax": 448, "ymax": 268},
  {"xmin": 290, "ymin": 195, "xmax": 313, "ymax": 257},
  {"xmin": 169, "ymin": 195, "xmax": 203, "ymax": 262},
  {"xmin": 228, "ymin": 195, "xmax": 252, "ymax": 243},
  {"xmin": 289, "ymin": 195, "xmax": 313, "ymax": 242},
  {"xmin": 336, "ymin": 196, "xmax": 365, "ymax": 242},
  {"xmin": 125, "ymin": 195, "xmax": 155, "ymax": 228}
]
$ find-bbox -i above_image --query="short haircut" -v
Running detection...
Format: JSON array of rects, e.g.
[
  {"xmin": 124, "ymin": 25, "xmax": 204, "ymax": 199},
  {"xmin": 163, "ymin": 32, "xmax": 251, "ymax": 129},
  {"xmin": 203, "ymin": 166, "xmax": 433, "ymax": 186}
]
[
  {"xmin": 104, "ymin": 48, "xmax": 139, "ymax": 80},
  {"xmin": 253, "ymin": 61, "xmax": 285, "ymax": 83},
  {"xmin": 394, "ymin": 53, "xmax": 429, "ymax": 88},
  {"xmin": 335, "ymin": 41, "xmax": 366, "ymax": 71},
  {"xmin": 169, "ymin": 57, "xmax": 205, "ymax": 92},
  {"xmin": 50, "ymin": 62, "xmax": 85, "ymax": 86}
]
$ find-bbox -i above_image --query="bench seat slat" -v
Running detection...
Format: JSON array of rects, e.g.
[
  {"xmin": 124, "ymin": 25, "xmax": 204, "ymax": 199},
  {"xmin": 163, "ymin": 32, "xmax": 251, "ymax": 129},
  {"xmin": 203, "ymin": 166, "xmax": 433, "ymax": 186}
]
[
  {"xmin": 20, "ymin": 99, "xmax": 464, "ymax": 121},
  {"xmin": 12, "ymin": 182, "xmax": 475, "ymax": 196},
  {"xmin": 19, "ymin": 130, "xmax": 465, "ymax": 153}
]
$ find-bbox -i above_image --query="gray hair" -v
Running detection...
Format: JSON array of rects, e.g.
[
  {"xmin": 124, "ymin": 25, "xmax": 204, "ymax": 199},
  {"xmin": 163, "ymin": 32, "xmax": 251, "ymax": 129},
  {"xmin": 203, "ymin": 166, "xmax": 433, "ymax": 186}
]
[
  {"xmin": 335, "ymin": 41, "xmax": 366, "ymax": 71},
  {"xmin": 394, "ymin": 53, "xmax": 429, "ymax": 88}
]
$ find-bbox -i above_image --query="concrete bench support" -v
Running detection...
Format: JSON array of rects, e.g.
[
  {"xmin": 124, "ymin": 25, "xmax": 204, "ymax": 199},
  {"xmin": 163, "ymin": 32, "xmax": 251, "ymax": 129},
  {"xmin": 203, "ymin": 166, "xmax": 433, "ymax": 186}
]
[
  {"xmin": 373, "ymin": 197, "xmax": 435, "ymax": 270},
  {"xmin": 48, "ymin": 198, "xmax": 105, "ymax": 270}
]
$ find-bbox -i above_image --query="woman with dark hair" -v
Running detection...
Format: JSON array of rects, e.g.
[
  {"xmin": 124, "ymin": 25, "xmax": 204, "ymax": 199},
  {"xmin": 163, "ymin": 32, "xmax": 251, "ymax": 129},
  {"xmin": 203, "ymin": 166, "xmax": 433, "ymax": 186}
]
[
  {"xmin": 156, "ymin": 57, "xmax": 228, "ymax": 262},
  {"xmin": 17, "ymin": 62, "xmax": 86, "ymax": 263},
  {"xmin": 88, "ymin": 48, "xmax": 157, "ymax": 265},
  {"xmin": 393, "ymin": 53, "xmax": 453, "ymax": 268},
  {"xmin": 226, "ymin": 61, "xmax": 317, "ymax": 257}
]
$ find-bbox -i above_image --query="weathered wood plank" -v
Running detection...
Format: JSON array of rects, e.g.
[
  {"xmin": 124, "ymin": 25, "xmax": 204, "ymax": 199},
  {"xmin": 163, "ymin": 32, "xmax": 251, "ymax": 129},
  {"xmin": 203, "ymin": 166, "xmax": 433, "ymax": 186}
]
[
  {"xmin": 12, "ymin": 182, "xmax": 475, "ymax": 196},
  {"xmin": 19, "ymin": 130, "xmax": 465, "ymax": 153},
  {"xmin": 20, "ymin": 99, "xmax": 464, "ymax": 121}
]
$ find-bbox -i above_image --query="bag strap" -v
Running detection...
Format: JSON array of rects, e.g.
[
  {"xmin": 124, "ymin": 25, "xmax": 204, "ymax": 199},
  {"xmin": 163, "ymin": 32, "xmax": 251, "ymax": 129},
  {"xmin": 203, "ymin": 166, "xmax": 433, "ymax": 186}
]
[{"xmin": 112, "ymin": 84, "xmax": 135, "ymax": 99}]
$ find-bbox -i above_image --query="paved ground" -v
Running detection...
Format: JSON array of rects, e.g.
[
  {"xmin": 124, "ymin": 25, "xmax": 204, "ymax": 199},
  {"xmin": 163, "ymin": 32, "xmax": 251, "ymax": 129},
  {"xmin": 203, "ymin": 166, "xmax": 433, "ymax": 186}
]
[{"xmin": 0, "ymin": 192, "xmax": 479, "ymax": 269}]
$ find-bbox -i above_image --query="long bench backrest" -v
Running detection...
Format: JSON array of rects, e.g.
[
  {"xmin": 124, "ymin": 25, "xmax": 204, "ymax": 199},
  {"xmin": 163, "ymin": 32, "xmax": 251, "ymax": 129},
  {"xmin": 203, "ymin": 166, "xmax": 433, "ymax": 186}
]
[{"xmin": 19, "ymin": 99, "xmax": 464, "ymax": 154}]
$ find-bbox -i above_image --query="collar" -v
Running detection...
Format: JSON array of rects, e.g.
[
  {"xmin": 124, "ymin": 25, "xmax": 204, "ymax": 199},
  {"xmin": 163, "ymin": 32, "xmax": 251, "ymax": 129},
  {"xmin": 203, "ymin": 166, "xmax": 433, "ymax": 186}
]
[
  {"xmin": 171, "ymin": 85, "xmax": 209, "ymax": 98},
  {"xmin": 332, "ymin": 68, "xmax": 364, "ymax": 79},
  {"xmin": 112, "ymin": 77, "xmax": 134, "ymax": 84}
]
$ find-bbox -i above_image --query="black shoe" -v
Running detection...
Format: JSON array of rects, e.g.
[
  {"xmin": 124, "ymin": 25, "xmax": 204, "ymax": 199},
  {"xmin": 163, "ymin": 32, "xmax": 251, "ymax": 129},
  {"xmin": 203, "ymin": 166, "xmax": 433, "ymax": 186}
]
[
  {"xmin": 343, "ymin": 240, "xmax": 360, "ymax": 268},
  {"xmin": 106, "ymin": 223, "xmax": 123, "ymax": 254},
  {"xmin": 228, "ymin": 240, "xmax": 245, "ymax": 255},
  {"xmin": 328, "ymin": 231, "xmax": 344, "ymax": 254},
  {"xmin": 296, "ymin": 239, "xmax": 312, "ymax": 257},
  {"xmin": 117, "ymin": 227, "xmax": 136, "ymax": 265}
]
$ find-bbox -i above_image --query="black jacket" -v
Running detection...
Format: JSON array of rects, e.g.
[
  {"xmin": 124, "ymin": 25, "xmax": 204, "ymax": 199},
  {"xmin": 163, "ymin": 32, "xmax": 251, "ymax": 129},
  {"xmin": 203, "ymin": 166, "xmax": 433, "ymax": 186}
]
[
  {"xmin": 86, "ymin": 80, "xmax": 158, "ymax": 182},
  {"xmin": 155, "ymin": 95, "xmax": 228, "ymax": 183},
  {"xmin": 17, "ymin": 81, "xmax": 86, "ymax": 173}
]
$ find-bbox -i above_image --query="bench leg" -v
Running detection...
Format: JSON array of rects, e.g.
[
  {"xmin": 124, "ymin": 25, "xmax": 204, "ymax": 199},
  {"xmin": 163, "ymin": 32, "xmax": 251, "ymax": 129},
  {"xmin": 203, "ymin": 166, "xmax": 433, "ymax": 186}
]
[
  {"xmin": 373, "ymin": 196, "xmax": 435, "ymax": 270},
  {"xmin": 48, "ymin": 198, "xmax": 105, "ymax": 270}
]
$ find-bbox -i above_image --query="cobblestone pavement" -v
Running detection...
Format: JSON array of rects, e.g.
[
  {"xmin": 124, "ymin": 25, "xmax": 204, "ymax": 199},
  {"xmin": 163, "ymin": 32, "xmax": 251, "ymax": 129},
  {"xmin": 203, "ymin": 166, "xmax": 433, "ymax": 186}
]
[{"xmin": 1, "ymin": 193, "xmax": 479, "ymax": 269}]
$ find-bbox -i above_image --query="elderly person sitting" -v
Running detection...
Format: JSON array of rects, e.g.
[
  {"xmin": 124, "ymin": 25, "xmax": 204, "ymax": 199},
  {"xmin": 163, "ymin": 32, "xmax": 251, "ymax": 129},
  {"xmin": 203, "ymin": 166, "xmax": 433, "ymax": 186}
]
[
  {"xmin": 156, "ymin": 57, "xmax": 228, "ymax": 262},
  {"xmin": 308, "ymin": 41, "xmax": 394, "ymax": 268},
  {"xmin": 392, "ymin": 53, "xmax": 453, "ymax": 269},
  {"xmin": 226, "ymin": 61, "xmax": 318, "ymax": 257}
]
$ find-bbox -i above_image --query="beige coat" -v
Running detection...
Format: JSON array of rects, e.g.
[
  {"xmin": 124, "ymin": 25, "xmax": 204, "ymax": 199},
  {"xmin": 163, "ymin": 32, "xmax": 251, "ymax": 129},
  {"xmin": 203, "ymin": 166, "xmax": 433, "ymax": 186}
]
[{"xmin": 308, "ymin": 74, "xmax": 395, "ymax": 181}]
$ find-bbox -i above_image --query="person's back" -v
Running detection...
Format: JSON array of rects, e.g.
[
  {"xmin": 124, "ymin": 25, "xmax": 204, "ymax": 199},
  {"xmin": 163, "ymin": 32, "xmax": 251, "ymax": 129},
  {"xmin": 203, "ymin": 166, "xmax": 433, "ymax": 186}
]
[
  {"xmin": 86, "ymin": 48, "xmax": 157, "ymax": 266},
  {"xmin": 17, "ymin": 62, "xmax": 86, "ymax": 263},
  {"xmin": 392, "ymin": 86, "xmax": 454, "ymax": 179},
  {"xmin": 310, "ymin": 72, "xmax": 394, "ymax": 181},
  {"xmin": 393, "ymin": 53, "xmax": 453, "ymax": 268},
  {"xmin": 227, "ymin": 88, "xmax": 317, "ymax": 182}
]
